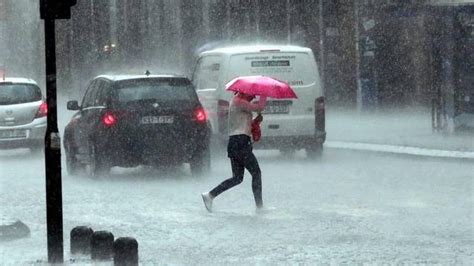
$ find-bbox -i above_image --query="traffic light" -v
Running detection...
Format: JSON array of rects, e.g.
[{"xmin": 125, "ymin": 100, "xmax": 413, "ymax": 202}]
[{"xmin": 40, "ymin": 0, "xmax": 77, "ymax": 20}]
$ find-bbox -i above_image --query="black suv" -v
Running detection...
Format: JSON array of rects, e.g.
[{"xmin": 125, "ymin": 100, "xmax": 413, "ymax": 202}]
[{"xmin": 63, "ymin": 74, "xmax": 211, "ymax": 177}]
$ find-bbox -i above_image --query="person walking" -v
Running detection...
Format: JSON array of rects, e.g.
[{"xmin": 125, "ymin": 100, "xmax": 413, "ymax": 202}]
[{"xmin": 201, "ymin": 92, "xmax": 267, "ymax": 212}]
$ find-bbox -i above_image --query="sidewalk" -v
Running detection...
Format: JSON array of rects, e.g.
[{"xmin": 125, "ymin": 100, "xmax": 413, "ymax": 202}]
[{"xmin": 325, "ymin": 107, "xmax": 474, "ymax": 158}]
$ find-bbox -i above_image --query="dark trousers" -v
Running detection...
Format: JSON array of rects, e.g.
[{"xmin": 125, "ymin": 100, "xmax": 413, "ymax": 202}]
[{"xmin": 209, "ymin": 135, "xmax": 263, "ymax": 207}]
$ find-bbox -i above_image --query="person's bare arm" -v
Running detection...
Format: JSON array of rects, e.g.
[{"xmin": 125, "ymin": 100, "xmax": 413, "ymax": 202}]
[{"xmin": 236, "ymin": 96, "xmax": 267, "ymax": 112}]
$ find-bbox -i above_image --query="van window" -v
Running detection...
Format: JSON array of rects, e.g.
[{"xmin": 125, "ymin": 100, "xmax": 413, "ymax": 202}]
[
  {"xmin": 226, "ymin": 53, "xmax": 317, "ymax": 87},
  {"xmin": 193, "ymin": 55, "xmax": 222, "ymax": 90}
]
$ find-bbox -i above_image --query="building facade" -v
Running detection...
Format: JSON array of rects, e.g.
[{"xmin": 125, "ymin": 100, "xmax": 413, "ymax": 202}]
[{"xmin": 0, "ymin": 0, "xmax": 471, "ymax": 111}]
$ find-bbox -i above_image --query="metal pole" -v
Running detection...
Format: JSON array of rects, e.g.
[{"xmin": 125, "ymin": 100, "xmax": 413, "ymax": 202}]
[
  {"xmin": 255, "ymin": 0, "xmax": 260, "ymax": 42},
  {"xmin": 319, "ymin": 0, "xmax": 325, "ymax": 91},
  {"xmin": 44, "ymin": 18, "xmax": 64, "ymax": 264},
  {"xmin": 287, "ymin": 0, "xmax": 291, "ymax": 44},
  {"xmin": 354, "ymin": 0, "xmax": 362, "ymax": 112}
]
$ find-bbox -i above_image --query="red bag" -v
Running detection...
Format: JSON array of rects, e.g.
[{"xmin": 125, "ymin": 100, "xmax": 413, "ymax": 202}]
[{"xmin": 251, "ymin": 114, "xmax": 263, "ymax": 142}]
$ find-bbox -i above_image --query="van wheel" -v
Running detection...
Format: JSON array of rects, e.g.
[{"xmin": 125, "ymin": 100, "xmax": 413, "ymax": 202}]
[
  {"xmin": 210, "ymin": 136, "xmax": 226, "ymax": 159},
  {"xmin": 87, "ymin": 143, "xmax": 110, "ymax": 178},
  {"xmin": 190, "ymin": 146, "xmax": 211, "ymax": 177},
  {"xmin": 306, "ymin": 142, "xmax": 323, "ymax": 159}
]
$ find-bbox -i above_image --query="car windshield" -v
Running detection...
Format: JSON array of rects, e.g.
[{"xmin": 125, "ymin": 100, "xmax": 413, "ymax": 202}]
[
  {"xmin": 115, "ymin": 78, "xmax": 197, "ymax": 103},
  {"xmin": 0, "ymin": 84, "xmax": 42, "ymax": 105}
]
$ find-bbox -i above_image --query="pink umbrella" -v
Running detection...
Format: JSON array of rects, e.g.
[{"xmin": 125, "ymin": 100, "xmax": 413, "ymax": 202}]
[{"xmin": 225, "ymin": 75, "xmax": 298, "ymax": 99}]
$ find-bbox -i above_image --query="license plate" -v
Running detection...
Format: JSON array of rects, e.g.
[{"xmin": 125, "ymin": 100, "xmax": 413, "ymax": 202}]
[
  {"xmin": 262, "ymin": 102, "xmax": 290, "ymax": 114},
  {"xmin": 141, "ymin": 116, "xmax": 174, "ymax": 124},
  {"xmin": 0, "ymin": 129, "xmax": 27, "ymax": 139}
]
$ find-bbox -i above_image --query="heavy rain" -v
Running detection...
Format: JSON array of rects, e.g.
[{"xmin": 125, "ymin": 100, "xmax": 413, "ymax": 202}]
[{"xmin": 0, "ymin": 0, "xmax": 473, "ymax": 265}]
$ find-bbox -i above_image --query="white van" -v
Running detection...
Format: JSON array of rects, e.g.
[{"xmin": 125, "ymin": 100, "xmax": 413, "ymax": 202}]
[{"xmin": 192, "ymin": 45, "xmax": 325, "ymax": 157}]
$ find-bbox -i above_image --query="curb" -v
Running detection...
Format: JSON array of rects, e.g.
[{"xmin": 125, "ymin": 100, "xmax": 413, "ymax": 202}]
[{"xmin": 326, "ymin": 141, "xmax": 474, "ymax": 160}]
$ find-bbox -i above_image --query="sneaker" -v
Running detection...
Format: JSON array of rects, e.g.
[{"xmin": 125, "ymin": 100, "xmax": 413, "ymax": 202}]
[{"xmin": 201, "ymin": 192, "xmax": 213, "ymax": 212}]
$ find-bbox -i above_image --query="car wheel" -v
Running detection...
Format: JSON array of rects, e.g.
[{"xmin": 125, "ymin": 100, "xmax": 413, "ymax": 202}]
[
  {"xmin": 87, "ymin": 143, "xmax": 110, "ymax": 178},
  {"xmin": 190, "ymin": 145, "xmax": 211, "ymax": 177},
  {"xmin": 306, "ymin": 142, "xmax": 323, "ymax": 159},
  {"xmin": 65, "ymin": 143, "xmax": 84, "ymax": 176}
]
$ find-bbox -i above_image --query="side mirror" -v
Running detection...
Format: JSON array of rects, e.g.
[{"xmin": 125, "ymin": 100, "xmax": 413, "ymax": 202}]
[{"xmin": 67, "ymin": 100, "xmax": 80, "ymax": 111}]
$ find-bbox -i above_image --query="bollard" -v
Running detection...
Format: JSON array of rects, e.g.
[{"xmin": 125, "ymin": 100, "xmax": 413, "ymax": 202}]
[
  {"xmin": 70, "ymin": 226, "xmax": 94, "ymax": 255},
  {"xmin": 90, "ymin": 230, "xmax": 114, "ymax": 261},
  {"xmin": 113, "ymin": 237, "xmax": 139, "ymax": 266}
]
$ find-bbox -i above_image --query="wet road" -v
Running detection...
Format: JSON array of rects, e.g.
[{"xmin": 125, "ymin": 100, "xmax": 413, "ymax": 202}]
[{"xmin": 1, "ymin": 148, "xmax": 473, "ymax": 265}]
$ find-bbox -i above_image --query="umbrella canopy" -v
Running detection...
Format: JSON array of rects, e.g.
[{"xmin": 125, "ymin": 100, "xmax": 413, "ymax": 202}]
[{"xmin": 225, "ymin": 75, "xmax": 298, "ymax": 99}]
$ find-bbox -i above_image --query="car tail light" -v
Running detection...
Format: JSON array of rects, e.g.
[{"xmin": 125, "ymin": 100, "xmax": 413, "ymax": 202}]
[
  {"xmin": 35, "ymin": 102, "xmax": 48, "ymax": 118},
  {"xmin": 315, "ymin": 96, "xmax": 325, "ymax": 131},
  {"xmin": 194, "ymin": 107, "xmax": 207, "ymax": 123},
  {"xmin": 102, "ymin": 112, "xmax": 118, "ymax": 127}
]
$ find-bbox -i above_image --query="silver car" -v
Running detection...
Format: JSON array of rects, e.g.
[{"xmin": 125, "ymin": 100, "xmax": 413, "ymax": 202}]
[{"xmin": 0, "ymin": 78, "xmax": 47, "ymax": 151}]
